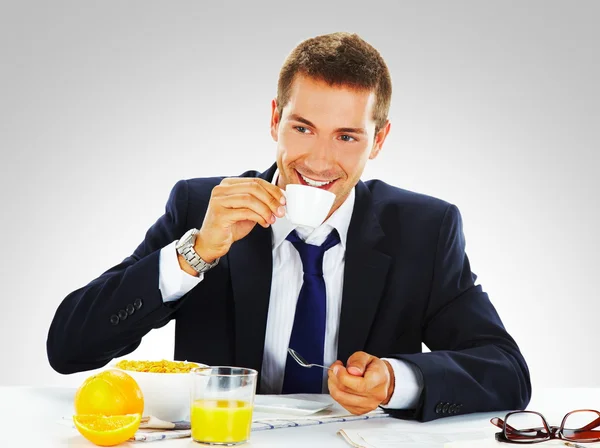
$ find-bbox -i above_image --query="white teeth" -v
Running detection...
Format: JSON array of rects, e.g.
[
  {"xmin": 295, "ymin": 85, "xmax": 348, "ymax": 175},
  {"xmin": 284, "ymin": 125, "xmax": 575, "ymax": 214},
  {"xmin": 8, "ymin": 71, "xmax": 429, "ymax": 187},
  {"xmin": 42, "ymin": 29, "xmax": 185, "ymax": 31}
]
[{"xmin": 300, "ymin": 174, "xmax": 334, "ymax": 187}]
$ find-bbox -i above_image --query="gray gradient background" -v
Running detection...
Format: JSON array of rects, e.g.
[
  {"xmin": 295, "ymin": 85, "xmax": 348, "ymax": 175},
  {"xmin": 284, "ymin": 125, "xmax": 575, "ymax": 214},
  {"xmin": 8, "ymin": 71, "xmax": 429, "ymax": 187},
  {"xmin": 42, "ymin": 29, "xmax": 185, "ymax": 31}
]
[{"xmin": 1, "ymin": 0, "xmax": 598, "ymax": 389}]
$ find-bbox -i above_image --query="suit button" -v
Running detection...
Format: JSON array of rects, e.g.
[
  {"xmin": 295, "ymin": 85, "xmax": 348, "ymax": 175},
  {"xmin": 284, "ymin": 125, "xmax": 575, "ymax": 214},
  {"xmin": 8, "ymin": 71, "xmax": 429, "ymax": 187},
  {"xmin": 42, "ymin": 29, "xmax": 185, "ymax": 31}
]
[
  {"xmin": 126, "ymin": 304, "xmax": 135, "ymax": 315},
  {"xmin": 118, "ymin": 309, "xmax": 128, "ymax": 320},
  {"xmin": 442, "ymin": 403, "xmax": 449, "ymax": 414},
  {"xmin": 435, "ymin": 402, "xmax": 443, "ymax": 414},
  {"xmin": 134, "ymin": 298, "xmax": 143, "ymax": 310},
  {"xmin": 449, "ymin": 404, "xmax": 456, "ymax": 414},
  {"xmin": 110, "ymin": 314, "xmax": 119, "ymax": 325}
]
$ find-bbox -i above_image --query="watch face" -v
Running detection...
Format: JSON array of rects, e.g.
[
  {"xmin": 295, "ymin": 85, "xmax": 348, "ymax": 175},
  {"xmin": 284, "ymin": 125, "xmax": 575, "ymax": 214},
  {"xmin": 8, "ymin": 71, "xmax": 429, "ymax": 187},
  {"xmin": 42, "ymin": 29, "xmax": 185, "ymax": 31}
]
[{"xmin": 177, "ymin": 228, "xmax": 197, "ymax": 249}]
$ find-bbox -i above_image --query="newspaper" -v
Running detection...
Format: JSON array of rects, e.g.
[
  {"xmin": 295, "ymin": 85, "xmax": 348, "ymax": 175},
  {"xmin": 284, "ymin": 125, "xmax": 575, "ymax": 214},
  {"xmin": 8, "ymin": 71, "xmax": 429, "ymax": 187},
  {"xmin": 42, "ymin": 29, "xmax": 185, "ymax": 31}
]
[{"xmin": 61, "ymin": 407, "xmax": 390, "ymax": 442}]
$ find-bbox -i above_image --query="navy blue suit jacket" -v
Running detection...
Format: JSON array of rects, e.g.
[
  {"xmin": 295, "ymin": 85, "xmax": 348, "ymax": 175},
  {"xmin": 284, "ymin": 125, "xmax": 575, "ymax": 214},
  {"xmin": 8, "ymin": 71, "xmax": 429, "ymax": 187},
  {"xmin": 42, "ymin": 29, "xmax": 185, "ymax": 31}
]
[{"xmin": 47, "ymin": 163, "xmax": 531, "ymax": 422}]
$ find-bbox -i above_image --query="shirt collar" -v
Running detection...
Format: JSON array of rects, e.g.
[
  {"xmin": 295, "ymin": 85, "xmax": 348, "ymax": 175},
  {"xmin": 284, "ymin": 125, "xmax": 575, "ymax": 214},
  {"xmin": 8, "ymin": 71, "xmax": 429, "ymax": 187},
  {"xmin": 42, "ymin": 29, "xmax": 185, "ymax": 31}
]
[{"xmin": 270, "ymin": 168, "xmax": 355, "ymax": 250}]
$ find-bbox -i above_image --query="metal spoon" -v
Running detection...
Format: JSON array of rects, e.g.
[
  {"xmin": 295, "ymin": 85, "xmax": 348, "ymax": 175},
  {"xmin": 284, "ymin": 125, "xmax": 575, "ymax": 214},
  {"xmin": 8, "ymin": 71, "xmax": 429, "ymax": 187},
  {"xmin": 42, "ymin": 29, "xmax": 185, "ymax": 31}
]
[{"xmin": 287, "ymin": 348, "xmax": 333, "ymax": 371}]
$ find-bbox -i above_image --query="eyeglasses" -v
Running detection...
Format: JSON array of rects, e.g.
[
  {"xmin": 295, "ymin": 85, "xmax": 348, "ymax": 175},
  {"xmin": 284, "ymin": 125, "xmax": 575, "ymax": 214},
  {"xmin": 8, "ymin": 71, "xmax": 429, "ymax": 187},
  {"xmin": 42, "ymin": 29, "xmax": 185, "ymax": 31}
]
[{"xmin": 490, "ymin": 410, "xmax": 600, "ymax": 444}]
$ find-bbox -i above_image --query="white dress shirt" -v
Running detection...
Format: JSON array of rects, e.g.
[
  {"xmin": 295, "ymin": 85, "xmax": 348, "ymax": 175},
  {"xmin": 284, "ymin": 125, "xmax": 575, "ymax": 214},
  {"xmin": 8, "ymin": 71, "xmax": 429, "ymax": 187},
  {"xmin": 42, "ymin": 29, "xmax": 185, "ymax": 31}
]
[{"xmin": 157, "ymin": 173, "xmax": 423, "ymax": 409}]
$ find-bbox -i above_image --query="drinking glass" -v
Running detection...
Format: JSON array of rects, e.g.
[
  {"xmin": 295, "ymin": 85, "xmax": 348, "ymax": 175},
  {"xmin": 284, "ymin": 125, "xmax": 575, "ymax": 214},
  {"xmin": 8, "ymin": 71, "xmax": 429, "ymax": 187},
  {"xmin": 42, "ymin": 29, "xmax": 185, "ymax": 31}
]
[{"xmin": 190, "ymin": 366, "xmax": 258, "ymax": 446}]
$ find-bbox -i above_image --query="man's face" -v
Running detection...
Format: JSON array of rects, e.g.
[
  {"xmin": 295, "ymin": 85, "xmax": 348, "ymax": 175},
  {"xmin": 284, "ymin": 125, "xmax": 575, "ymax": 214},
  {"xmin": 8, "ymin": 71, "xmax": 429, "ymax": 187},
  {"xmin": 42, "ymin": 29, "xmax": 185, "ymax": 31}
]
[{"xmin": 270, "ymin": 75, "xmax": 390, "ymax": 217}]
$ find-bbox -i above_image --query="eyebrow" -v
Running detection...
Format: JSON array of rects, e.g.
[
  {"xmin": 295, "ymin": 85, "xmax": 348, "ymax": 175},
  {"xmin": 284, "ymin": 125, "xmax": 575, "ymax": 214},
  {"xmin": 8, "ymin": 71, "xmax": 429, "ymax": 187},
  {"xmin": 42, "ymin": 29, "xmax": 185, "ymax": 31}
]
[{"xmin": 288, "ymin": 113, "xmax": 367, "ymax": 135}]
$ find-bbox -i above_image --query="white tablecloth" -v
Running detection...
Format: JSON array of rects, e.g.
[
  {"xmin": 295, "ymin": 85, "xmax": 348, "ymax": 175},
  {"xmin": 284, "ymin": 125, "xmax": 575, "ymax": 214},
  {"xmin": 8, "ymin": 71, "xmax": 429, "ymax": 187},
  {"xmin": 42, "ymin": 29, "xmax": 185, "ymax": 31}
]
[{"xmin": 0, "ymin": 386, "xmax": 598, "ymax": 447}]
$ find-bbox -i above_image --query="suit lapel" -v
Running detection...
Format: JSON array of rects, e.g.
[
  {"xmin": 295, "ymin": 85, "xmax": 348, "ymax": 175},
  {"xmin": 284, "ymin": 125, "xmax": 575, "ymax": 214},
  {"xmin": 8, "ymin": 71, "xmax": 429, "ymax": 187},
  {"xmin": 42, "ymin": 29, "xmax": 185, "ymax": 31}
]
[
  {"xmin": 338, "ymin": 181, "xmax": 391, "ymax": 364},
  {"xmin": 229, "ymin": 164, "xmax": 278, "ymax": 385}
]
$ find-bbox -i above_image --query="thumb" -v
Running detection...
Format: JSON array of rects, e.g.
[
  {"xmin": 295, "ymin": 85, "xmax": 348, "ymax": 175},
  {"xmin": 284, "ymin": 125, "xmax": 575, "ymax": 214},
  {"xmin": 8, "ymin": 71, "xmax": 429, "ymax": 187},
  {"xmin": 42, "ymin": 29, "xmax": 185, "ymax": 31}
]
[{"xmin": 346, "ymin": 351, "xmax": 372, "ymax": 377}]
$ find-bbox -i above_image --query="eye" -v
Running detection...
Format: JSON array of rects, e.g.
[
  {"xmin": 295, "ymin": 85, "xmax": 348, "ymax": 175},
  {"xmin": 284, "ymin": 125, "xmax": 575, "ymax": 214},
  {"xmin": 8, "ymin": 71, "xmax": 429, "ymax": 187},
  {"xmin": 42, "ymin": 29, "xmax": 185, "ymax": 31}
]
[
  {"xmin": 339, "ymin": 134, "xmax": 357, "ymax": 142},
  {"xmin": 294, "ymin": 126, "xmax": 311, "ymax": 134}
]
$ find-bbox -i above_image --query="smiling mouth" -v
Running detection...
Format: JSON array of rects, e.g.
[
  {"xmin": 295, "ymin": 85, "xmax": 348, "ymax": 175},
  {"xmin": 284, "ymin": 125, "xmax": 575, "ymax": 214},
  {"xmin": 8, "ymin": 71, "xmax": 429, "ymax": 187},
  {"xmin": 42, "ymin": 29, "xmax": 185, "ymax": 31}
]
[{"xmin": 295, "ymin": 170, "xmax": 338, "ymax": 190}]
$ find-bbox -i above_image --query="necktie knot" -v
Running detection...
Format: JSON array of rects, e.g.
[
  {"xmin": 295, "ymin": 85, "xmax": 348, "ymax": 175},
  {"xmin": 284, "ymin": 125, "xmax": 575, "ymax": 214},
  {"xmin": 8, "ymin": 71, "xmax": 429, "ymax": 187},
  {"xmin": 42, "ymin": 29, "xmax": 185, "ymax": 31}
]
[{"xmin": 286, "ymin": 229, "xmax": 340, "ymax": 276}]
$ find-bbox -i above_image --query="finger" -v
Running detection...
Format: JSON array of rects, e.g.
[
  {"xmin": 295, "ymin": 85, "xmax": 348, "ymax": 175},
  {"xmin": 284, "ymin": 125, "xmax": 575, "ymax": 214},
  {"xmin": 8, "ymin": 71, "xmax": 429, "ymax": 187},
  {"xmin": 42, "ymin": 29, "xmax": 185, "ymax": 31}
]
[
  {"xmin": 334, "ymin": 370, "xmax": 369, "ymax": 395},
  {"xmin": 346, "ymin": 351, "xmax": 372, "ymax": 376},
  {"xmin": 220, "ymin": 178, "xmax": 286, "ymax": 205},
  {"xmin": 221, "ymin": 208, "xmax": 271, "ymax": 228},
  {"xmin": 363, "ymin": 360, "xmax": 389, "ymax": 387},
  {"xmin": 329, "ymin": 362, "xmax": 389, "ymax": 408},
  {"xmin": 336, "ymin": 360, "xmax": 384, "ymax": 394},
  {"xmin": 328, "ymin": 381, "xmax": 375, "ymax": 415},
  {"xmin": 328, "ymin": 361, "xmax": 347, "ymax": 386},
  {"xmin": 214, "ymin": 181, "xmax": 286, "ymax": 217},
  {"xmin": 328, "ymin": 361, "xmax": 358, "ymax": 394},
  {"xmin": 218, "ymin": 194, "xmax": 278, "ymax": 225},
  {"xmin": 328, "ymin": 363, "xmax": 370, "ymax": 397},
  {"xmin": 329, "ymin": 360, "xmax": 344, "ymax": 371}
]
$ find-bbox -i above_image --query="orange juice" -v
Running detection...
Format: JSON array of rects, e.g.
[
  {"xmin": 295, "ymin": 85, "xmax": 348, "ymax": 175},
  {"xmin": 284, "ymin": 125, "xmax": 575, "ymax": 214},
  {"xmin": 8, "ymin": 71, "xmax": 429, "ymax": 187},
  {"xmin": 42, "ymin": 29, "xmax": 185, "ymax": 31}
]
[{"xmin": 191, "ymin": 399, "xmax": 253, "ymax": 444}]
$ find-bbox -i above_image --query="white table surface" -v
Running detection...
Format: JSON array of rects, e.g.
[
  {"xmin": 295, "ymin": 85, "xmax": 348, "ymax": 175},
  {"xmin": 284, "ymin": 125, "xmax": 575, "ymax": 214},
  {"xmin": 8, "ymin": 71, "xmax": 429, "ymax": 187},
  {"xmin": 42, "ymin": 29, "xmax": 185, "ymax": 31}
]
[{"xmin": 1, "ymin": 387, "xmax": 598, "ymax": 447}]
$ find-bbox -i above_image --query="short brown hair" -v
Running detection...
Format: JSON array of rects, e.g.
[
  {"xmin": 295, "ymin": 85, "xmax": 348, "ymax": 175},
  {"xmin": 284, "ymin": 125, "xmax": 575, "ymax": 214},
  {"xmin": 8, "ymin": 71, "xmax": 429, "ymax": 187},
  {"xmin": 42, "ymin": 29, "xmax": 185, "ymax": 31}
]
[{"xmin": 277, "ymin": 32, "xmax": 392, "ymax": 133}]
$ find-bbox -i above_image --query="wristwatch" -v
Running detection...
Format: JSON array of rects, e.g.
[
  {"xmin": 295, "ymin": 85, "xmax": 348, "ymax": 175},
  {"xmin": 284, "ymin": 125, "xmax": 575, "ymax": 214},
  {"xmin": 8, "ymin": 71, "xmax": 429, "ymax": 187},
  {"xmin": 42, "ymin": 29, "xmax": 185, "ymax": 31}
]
[{"xmin": 175, "ymin": 228, "xmax": 220, "ymax": 274}]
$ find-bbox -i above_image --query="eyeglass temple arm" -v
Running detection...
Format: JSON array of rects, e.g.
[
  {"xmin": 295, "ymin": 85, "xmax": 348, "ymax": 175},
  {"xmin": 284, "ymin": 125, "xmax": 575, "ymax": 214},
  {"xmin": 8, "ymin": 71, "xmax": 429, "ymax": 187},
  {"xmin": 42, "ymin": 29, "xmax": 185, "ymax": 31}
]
[
  {"xmin": 491, "ymin": 417, "xmax": 550, "ymax": 440},
  {"xmin": 490, "ymin": 417, "xmax": 519, "ymax": 433},
  {"xmin": 576, "ymin": 416, "xmax": 600, "ymax": 432}
]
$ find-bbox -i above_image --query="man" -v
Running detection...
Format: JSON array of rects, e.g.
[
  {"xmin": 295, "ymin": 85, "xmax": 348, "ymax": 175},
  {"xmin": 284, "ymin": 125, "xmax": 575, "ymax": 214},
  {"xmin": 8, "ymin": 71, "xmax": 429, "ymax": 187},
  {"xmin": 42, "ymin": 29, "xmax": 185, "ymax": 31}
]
[{"xmin": 47, "ymin": 32, "xmax": 531, "ymax": 422}]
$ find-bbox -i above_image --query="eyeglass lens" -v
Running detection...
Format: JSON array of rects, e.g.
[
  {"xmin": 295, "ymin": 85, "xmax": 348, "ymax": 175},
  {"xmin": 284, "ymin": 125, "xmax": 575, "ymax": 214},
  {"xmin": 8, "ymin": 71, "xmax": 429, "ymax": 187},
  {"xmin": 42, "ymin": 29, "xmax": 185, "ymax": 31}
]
[
  {"xmin": 505, "ymin": 412, "xmax": 549, "ymax": 443},
  {"xmin": 562, "ymin": 411, "xmax": 600, "ymax": 442}
]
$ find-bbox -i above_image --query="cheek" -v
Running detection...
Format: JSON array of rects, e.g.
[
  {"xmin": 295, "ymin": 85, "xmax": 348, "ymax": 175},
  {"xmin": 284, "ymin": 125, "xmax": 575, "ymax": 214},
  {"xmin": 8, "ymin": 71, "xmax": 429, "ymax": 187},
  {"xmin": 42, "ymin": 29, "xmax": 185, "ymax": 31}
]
[
  {"xmin": 278, "ymin": 131, "xmax": 311, "ymax": 161},
  {"xmin": 337, "ymin": 148, "xmax": 370, "ymax": 178}
]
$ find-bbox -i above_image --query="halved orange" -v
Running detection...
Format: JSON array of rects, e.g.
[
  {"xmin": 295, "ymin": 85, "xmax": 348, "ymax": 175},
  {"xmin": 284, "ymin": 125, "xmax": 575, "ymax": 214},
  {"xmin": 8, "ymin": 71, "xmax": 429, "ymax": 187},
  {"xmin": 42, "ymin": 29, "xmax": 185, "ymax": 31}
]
[{"xmin": 73, "ymin": 413, "xmax": 141, "ymax": 446}]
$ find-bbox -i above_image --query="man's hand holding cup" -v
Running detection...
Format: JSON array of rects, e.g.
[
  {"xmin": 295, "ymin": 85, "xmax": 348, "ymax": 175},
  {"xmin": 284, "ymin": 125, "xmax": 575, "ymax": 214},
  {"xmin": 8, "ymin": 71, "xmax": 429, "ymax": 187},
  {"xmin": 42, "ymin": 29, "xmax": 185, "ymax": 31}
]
[{"xmin": 177, "ymin": 178, "xmax": 286, "ymax": 275}]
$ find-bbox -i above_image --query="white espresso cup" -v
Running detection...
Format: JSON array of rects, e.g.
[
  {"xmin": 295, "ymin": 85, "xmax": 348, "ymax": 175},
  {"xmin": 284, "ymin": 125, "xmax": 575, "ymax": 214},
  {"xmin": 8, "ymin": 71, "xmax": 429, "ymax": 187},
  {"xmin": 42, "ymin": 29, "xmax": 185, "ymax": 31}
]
[{"xmin": 283, "ymin": 184, "xmax": 336, "ymax": 228}]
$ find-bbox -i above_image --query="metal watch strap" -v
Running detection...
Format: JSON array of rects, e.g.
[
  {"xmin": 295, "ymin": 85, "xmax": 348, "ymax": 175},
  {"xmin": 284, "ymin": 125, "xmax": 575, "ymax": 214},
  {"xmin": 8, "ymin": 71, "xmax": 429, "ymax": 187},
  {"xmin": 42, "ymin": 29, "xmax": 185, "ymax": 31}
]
[{"xmin": 176, "ymin": 229, "xmax": 219, "ymax": 274}]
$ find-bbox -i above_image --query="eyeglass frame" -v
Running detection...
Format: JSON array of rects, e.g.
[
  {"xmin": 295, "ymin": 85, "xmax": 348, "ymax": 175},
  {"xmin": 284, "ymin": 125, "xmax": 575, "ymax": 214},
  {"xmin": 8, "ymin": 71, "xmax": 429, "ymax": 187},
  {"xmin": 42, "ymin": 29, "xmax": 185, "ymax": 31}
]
[{"xmin": 490, "ymin": 409, "xmax": 600, "ymax": 444}]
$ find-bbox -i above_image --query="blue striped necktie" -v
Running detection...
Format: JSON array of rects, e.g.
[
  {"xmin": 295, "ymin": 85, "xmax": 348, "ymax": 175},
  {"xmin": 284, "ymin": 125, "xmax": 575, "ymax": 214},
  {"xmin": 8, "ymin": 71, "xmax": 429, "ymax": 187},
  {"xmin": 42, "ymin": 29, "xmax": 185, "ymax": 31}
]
[{"xmin": 282, "ymin": 228, "xmax": 341, "ymax": 394}]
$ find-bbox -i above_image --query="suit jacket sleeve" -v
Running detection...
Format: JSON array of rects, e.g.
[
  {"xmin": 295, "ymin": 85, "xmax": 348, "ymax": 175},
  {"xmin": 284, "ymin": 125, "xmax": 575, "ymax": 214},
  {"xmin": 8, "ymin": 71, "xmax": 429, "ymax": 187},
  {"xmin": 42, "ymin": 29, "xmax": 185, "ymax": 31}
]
[
  {"xmin": 389, "ymin": 204, "xmax": 532, "ymax": 422},
  {"xmin": 47, "ymin": 179, "xmax": 194, "ymax": 374}
]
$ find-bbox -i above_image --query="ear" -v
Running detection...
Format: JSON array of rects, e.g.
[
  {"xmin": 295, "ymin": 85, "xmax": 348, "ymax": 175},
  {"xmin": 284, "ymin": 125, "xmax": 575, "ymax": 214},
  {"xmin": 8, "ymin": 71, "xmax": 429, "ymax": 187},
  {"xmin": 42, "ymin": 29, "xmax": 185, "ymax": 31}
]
[
  {"xmin": 369, "ymin": 120, "xmax": 391, "ymax": 160},
  {"xmin": 270, "ymin": 99, "xmax": 280, "ymax": 142}
]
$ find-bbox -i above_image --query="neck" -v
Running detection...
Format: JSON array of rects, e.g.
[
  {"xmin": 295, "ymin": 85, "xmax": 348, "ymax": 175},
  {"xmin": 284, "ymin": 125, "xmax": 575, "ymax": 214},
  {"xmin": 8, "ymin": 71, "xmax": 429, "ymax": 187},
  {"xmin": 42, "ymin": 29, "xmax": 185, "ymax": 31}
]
[{"xmin": 324, "ymin": 192, "xmax": 349, "ymax": 221}]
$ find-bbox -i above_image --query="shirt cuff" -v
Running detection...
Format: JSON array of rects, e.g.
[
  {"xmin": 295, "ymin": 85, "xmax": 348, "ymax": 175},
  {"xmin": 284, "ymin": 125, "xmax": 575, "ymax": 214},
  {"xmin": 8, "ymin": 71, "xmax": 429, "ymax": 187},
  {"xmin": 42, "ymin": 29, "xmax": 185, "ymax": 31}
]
[
  {"xmin": 159, "ymin": 240, "xmax": 203, "ymax": 302},
  {"xmin": 380, "ymin": 357, "xmax": 423, "ymax": 410}
]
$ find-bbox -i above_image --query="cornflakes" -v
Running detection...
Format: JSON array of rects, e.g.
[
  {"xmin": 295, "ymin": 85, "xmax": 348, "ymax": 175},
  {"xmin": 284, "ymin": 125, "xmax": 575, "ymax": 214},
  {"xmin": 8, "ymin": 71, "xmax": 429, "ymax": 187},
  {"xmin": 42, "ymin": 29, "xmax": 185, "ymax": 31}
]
[{"xmin": 115, "ymin": 359, "xmax": 201, "ymax": 373}]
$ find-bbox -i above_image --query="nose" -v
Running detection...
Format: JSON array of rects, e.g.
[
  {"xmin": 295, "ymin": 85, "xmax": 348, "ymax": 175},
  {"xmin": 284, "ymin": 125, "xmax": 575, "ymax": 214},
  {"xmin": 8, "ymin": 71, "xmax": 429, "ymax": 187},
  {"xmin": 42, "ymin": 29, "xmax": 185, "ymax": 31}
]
[{"xmin": 304, "ymin": 138, "xmax": 335, "ymax": 173}]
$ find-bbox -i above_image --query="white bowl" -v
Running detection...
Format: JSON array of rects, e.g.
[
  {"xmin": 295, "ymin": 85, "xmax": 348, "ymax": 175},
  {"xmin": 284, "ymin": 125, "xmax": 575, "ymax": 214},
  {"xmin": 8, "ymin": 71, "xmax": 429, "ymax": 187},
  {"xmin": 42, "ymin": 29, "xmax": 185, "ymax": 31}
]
[{"xmin": 109, "ymin": 361, "xmax": 208, "ymax": 422}]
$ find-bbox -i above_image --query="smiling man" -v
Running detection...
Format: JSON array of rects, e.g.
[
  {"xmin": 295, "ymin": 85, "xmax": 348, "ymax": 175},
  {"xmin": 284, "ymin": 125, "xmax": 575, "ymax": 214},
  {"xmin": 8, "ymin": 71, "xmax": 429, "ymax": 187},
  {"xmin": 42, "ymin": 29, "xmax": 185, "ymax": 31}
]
[{"xmin": 47, "ymin": 32, "xmax": 531, "ymax": 422}]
